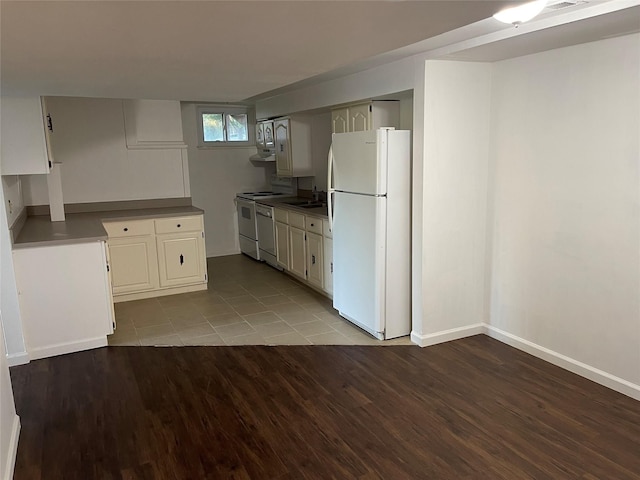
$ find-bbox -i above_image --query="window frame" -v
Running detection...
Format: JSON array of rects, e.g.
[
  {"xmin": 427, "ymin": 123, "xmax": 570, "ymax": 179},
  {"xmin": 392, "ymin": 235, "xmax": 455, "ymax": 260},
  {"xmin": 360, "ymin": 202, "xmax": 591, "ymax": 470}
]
[{"xmin": 196, "ymin": 105, "xmax": 253, "ymax": 148}]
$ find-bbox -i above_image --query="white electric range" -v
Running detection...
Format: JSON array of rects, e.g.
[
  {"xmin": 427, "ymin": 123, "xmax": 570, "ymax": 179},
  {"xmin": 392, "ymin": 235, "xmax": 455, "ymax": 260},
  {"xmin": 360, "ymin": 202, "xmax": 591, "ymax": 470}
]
[{"xmin": 235, "ymin": 176, "xmax": 296, "ymax": 262}]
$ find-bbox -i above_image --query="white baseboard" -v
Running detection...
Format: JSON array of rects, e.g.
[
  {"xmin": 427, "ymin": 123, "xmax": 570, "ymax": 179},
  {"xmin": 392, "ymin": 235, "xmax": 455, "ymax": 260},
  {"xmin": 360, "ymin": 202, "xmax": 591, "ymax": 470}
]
[
  {"xmin": 6, "ymin": 351, "xmax": 29, "ymax": 367},
  {"xmin": 28, "ymin": 336, "xmax": 107, "ymax": 361},
  {"xmin": 411, "ymin": 323, "xmax": 486, "ymax": 347},
  {"xmin": 3, "ymin": 415, "xmax": 20, "ymax": 480},
  {"xmin": 485, "ymin": 325, "xmax": 640, "ymax": 401}
]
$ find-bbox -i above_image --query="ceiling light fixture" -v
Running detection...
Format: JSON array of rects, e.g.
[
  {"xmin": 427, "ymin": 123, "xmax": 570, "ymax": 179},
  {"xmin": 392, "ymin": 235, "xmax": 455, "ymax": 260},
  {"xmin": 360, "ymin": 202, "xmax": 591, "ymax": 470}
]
[{"xmin": 493, "ymin": 0, "xmax": 548, "ymax": 26}]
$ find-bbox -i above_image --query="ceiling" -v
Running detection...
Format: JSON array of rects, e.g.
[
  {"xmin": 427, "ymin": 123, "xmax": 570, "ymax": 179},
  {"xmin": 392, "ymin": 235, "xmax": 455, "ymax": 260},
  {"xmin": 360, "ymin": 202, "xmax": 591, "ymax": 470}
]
[{"xmin": 0, "ymin": 0, "xmax": 514, "ymax": 102}]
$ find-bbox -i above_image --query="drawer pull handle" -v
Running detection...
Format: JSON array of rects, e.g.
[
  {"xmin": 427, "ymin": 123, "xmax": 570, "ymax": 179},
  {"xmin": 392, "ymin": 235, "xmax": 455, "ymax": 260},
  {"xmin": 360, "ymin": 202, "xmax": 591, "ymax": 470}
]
[
  {"xmin": 180, "ymin": 254, "xmax": 184, "ymax": 265},
  {"xmin": 123, "ymin": 227, "xmax": 128, "ymax": 232},
  {"xmin": 177, "ymin": 224, "xmax": 181, "ymax": 228}
]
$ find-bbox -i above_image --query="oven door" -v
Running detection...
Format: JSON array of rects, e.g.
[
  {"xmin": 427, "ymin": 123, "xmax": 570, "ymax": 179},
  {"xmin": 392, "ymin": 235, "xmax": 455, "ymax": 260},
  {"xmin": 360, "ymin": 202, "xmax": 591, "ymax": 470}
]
[{"xmin": 236, "ymin": 198, "xmax": 257, "ymax": 241}]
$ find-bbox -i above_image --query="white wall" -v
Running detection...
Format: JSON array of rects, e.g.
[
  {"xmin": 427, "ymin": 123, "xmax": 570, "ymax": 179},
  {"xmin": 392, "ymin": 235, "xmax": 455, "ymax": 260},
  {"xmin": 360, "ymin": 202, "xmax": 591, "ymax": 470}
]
[
  {"xmin": 256, "ymin": 56, "xmax": 415, "ymax": 119},
  {"xmin": 181, "ymin": 103, "xmax": 270, "ymax": 257},
  {"xmin": 310, "ymin": 112, "xmax": 332, "ymax": 192},
  {"xmin": 22, "ymin": 97, "xmax": 189, "ymax": 206},
  {"xmin": 1, "ymin": 177, "xmax": 24, "ymax": 227},
  {"xmin": 487, "ymin": 34, "xmax": 640, "ymax": 390},
  {"xmin": 0, "ymin": 182, "xmax": 27, "ymax": 364},
  {"xmin": 0, "ymin": 313, "xmax": 20, "ymax": 480},
  {"xmin": 412, "ymin": 60, "xmax": 492, "ymax": 343}
]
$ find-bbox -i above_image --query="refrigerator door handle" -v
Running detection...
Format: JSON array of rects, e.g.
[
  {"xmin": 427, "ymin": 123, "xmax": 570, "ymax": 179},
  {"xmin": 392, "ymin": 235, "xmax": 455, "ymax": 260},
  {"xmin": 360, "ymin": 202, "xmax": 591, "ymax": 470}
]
[{"xmin": 327, "ymin": 145, "xmax": 334, "ymax": 232}]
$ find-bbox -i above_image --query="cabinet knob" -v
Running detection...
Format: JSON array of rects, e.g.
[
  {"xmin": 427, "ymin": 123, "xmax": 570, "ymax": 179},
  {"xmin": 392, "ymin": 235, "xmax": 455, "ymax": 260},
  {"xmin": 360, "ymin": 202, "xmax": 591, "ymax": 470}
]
[
  {"xmin": 310, "ymin": 223, "xmax": 314, "ymax": 227},
  {"xmin": 123, "ymin": 227, "xmax": 128, "ymax": 232},
  {"xmin": 177, "ymin": 224, "xmax": 181, "ymax": 228}
]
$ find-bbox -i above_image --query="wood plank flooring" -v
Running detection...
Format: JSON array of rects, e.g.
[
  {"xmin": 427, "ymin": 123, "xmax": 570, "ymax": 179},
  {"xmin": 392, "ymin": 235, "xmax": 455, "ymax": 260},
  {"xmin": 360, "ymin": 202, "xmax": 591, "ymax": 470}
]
[{"xmin": 10, "ymin": 335, "xmax": 640, "ymax": 479}]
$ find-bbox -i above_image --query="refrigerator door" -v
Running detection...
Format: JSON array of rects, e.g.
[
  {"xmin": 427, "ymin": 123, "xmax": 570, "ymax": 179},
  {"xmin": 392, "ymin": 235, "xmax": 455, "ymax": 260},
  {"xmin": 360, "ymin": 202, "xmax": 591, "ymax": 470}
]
[
  {"xmin": 333, "ymin": 191, "xmax": 386, "ymax": 338},
  {"xmin": 331, "ymin": 130, "xmax": 387, "ymax": 195}
]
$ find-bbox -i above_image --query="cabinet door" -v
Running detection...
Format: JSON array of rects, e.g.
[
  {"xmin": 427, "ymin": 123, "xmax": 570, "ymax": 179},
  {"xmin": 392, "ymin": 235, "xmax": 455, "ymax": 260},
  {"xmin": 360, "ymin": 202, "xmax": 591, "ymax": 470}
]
[
  {"xmin": 274, "ymin": 118, "xmax": 292, "ymax": 176},
  {"xmin": 263, "ymin": 121, "xmax": 275, "ymax": 148},
  {"xmin": 0, "ymin": 96, "xmax": 51, "ymax": 175},
  {"xmin": 323, "ymin": 237, "xmax": 333, "ymax": 295},
  {"xmin": 107, "ymin": 236, "xmax": 159, "ymax": 294},
  {"xmin": 275, "ymin": 221, "xmax": 290, "ymax": 270},
  {"xmin": 256, "ymin": 122, "xmax": 265, "ymax": 147},
  {"xmin": 349, "ymin": 103, "xmax": 371, "ymax": 132},
  {"xmin": 306, "ymin": 232, "xmax": 323, "ymax": 289},
  {"xmin": 157, "ymin": 232, "xmax": 206, "ymax": 288},
  {"xmin": 331, "ymin": 108, "xmax": 349, "ymax": 134},
  {"xmin": 288, "ymin": 227, "xmax": 306, "ymax": 279}
]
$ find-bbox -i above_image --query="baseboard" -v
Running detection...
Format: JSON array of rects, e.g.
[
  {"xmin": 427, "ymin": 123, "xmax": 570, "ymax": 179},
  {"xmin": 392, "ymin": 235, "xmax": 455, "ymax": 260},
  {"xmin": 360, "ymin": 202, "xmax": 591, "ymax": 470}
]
[
  {"xmin": 6, "ymin": 351, "xmax": 29, "ymax": 367},
  {"xmin": 485, "ymin": 325, "xmax": 640, "ymax": 401},
  {"xmin": 113, "ymin": 283, "xmax": 207, "ymax": 303},
  {"xmin": 207, "ymin": 250, "xmax": 241, "ymax": 258},
  {"xmin": 3, "ymin": 415, "xmax": 20, "ymax": 480},
  {"xmin": 28, "ymin": 336, "xmax": 108, "ymax": 361},
  {"xmin": 410, "ymin": 323, "xmax": 486, "ymax": 347}
]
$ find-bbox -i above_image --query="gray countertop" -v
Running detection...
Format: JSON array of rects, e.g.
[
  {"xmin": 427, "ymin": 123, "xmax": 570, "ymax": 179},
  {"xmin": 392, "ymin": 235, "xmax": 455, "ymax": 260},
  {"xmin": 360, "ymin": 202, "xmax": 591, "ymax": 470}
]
[
  {"xmin": 13, "ymin": 206, "xmax": 204, "ymax": 249},
  {"xmin": 256, "ymin": 197, "xmax": 329, "ymax": 218}
]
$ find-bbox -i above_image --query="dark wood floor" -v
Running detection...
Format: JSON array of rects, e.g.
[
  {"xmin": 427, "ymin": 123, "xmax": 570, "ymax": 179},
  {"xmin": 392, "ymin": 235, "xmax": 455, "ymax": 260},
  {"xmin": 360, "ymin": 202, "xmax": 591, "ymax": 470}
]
[{"xmin": 10, "ymin": 335, "xmax": 640, "ymax": 480}]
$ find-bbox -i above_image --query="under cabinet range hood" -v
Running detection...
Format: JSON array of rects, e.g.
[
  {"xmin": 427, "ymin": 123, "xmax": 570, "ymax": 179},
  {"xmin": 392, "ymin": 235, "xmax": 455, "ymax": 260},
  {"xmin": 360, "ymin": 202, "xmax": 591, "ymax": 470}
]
[{"xmin": 250, "ymin": 151, "xmax": 275, "ymax": 163}]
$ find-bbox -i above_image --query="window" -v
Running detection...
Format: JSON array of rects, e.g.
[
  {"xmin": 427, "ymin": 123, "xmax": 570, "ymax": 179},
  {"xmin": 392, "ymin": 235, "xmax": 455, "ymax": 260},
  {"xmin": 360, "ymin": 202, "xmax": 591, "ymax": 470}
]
[{"xmin": 197, "ymin": 106, "xmax": 251, "ymax": 146}]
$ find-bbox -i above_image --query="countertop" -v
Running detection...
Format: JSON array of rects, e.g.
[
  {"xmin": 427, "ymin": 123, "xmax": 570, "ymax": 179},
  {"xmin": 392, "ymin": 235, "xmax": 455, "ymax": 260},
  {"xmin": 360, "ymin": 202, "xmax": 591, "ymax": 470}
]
[
  {"xmin": 13, "ymin": 206, "xmax": 204, "ymax": 249},
  {"xmin": 255, "ymin": 197, "xmax": 329, "ymax": 218}
]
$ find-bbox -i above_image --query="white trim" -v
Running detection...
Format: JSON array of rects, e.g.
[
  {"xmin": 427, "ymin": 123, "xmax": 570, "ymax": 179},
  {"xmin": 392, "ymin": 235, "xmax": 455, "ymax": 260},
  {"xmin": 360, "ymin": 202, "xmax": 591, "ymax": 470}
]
[
  {"xmin": 6, "ymin": 351, "xmax": 29, "ymax": 367},
  {"xmin": 410, "ymin": 323, "xmax": 486, "ymax": 347},
  {"xmin": 485, "ymin": 325, "xmax": 640, "ymax": 401},
  {"xmin": 28, "ymin": 336, "xmax": 107, "ymax": 361},
  {"xmin": 3, "ymin": 415, "xmax": 20, "ymax": 480}
]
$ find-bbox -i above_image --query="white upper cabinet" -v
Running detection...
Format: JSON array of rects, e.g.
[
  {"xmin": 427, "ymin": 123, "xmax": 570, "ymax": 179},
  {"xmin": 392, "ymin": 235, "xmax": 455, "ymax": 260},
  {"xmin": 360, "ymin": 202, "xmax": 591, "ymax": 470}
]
[
  {"xmin": 331, "ymin": 100, "xmax": 400, "ymax": 134},
  {"xmin": 122, "ymin": 99, "xmax": 185, "ymax": 148},
  {"xmin": 256, "ymin": 120, "xmax": 275, "ymax": 149},
  {"xmin": 331, "ymin": 108, "xmax": 349, "ymax": 134},
  {"xmin": 256, "ymin": 122, "xmax": 265, "ymax": 148},
  {"xmin": 274, "ymin": 116, "xmax": 313, "ymax": 177},
  {"xmin": 1, "ymin": 97, "xmax": 52, "ymax": 175}
]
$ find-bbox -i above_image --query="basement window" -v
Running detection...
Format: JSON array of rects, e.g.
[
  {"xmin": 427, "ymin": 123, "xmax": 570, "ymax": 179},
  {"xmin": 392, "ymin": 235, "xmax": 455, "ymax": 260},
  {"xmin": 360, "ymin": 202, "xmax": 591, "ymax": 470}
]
[{"xmin": 197, "ymin": 106, "xmax": 251, "ymax": 147}]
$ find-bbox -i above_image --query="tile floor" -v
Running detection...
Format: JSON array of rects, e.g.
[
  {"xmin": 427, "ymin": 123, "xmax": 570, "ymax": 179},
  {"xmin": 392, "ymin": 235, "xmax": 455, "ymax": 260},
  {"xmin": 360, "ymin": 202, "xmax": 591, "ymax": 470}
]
[{"xmin": 108, "ymin": 254, "xmax": 414, "ymax": 347}]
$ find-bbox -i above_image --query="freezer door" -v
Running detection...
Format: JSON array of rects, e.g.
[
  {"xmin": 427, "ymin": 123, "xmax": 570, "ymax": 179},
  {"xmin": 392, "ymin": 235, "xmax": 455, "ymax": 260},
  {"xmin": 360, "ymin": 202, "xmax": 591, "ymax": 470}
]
[
  {"xmin": 332, "ymin": 130, "xmax": 387, "ymax": 195},
  {"xmin": 333, "ymin": 191, "xmax": 386, "ymax": 337}
]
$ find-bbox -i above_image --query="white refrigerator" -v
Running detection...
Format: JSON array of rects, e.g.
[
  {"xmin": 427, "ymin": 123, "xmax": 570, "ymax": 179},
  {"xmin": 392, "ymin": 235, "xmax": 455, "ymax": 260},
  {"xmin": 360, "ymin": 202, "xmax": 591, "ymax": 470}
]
[{"xmin": 327, "ymin": 128, "xmax": 411, "ymax": 340}]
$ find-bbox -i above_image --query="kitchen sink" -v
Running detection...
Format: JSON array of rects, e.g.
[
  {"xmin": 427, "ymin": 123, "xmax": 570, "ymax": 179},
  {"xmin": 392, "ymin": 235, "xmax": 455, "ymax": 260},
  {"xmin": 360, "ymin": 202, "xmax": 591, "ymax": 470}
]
[
  {"xmin": 282, "ymin": 200, "xmax": 325, "ymax": 208},
  {"xmin": 298, "ymin": 203, "xmax": 325, "ymax": 209}
]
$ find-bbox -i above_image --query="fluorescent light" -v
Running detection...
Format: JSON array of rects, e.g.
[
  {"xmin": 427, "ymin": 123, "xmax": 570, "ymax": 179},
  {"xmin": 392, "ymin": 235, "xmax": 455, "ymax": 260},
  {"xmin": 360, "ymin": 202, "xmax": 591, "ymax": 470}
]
[{"xmin": 493, "ymin": 0, "xmax": 548, "ymax": 26}]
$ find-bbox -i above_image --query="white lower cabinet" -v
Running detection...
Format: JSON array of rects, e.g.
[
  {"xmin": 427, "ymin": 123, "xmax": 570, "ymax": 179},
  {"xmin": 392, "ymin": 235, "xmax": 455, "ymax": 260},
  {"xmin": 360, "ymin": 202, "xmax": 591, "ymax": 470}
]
[
  {"xmin": 289, "ymin": 226, "xmax": 307, "ymax": 279},
  {"xmin": 273, "ymin": 210, "xmax": 332, "ymax": 296},
  {"xmin": 108, "ymin": 235, "xmax": 159, "ymax": 294},
  {"xmin": 104, "ymin": 214, "xmax": 207, "ymax": 302},
  {"xmin": 323, "ymin": 237, "xmax": 333, "ymax": 295},
  {"xmin": 306, "ymin": 232, "xmax": 323, "ymax": 289},
  {"xmin": 157, "ymin": 233, "xmax": 205, "ymax": 287},
  {"xmin": 275, "ymin": 221, "xmax": 290, "ymax": 269},
  {"xmin": 12, "ymin": 241, "xmax": 114, "ymax": 360}
]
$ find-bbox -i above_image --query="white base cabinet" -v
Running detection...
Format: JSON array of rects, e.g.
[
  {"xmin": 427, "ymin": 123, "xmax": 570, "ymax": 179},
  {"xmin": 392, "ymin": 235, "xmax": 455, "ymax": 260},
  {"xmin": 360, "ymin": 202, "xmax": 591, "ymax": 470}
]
[
  {"xmin": 157, "ymin": 233, "xmax": 206, "ymax": 287},
  {"xmin": 274, "ymin": 208, "xmax": 332, "ymax": 296},
  {"xmin": 12, "ymin": 241, "xmax": 114, "ymax": 360},
  {"xmin": 288, "ymin": 226, "xmax": 307, "ymax": 280},
  {"xmin": 104, "ymin": 214, "xmax": 207, "ymax": 302}
]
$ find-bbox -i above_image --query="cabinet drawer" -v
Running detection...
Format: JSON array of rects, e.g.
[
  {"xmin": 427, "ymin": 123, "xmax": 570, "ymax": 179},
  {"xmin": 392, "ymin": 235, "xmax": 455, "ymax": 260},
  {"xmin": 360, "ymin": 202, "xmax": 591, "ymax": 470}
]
[
  {"xmin": 103, "ymin": 219, "xmax": 155, "ymax": 238},
  {"xmin": 274, "ymin": 208, "xmax": 289, "ymax": 224},
  {"xmin": 322, "ymin": 219, "xmax": 332, "ymax": 238},
  {"xmin": 155, "ymin": 216, "xmax": 202, "ymax": 234},
  {"xmin": 288, "ymin": 212, "xmax": 305, "ymax": 230},
  {"xmin": 306, "ymin": 216, "xmax": 322, "ymax": 235}
]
